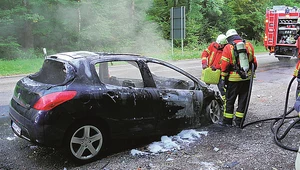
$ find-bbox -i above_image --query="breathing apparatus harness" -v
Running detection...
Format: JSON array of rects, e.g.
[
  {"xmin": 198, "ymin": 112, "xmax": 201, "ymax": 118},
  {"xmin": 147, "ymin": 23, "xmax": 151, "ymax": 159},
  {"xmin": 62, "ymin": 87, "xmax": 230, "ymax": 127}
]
[
  {"xmin": 215, "ymin": 42, "xmax": 225, "ymax": 51},
  {"xmin": 232, "ymin": 40, "xmax": 249, "ymax": 80}
]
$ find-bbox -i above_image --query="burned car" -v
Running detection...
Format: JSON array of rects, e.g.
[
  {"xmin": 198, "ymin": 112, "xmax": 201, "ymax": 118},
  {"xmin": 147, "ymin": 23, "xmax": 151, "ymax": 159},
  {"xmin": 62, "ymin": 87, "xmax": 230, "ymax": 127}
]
[{"xmin": 9, "ymin": 51, "xmax": 222, "ymax": 163}]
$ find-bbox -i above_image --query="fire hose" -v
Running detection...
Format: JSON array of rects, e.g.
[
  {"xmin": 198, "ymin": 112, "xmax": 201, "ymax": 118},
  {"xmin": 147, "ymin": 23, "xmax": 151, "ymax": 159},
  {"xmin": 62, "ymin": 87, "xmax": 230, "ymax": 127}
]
[
  {"xmin": 240, "ymin": 63, "xmax": 255, "ymax": 128},
  {"xmin": 241, "ymin": 74, "xmax": 300, "ymax": 152}
]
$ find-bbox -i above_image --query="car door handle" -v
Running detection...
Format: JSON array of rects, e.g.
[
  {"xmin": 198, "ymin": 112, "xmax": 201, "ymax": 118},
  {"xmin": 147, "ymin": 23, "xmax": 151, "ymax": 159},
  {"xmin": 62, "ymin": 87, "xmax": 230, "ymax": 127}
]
[
  {"xmin": 160, "ymin": 93, "xmax": 169, "ymax": 100},
  {"xmin": 162, "ymin": 96, "xmax": 169, "ymax": 100}
]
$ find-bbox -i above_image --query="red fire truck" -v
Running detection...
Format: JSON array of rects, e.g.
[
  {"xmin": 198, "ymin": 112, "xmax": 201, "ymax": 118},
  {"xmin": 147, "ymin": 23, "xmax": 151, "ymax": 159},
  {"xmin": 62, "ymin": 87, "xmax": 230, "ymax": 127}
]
[{"xmin": 264, "ymin": 5, "xmax": 300, "ymax": 61}]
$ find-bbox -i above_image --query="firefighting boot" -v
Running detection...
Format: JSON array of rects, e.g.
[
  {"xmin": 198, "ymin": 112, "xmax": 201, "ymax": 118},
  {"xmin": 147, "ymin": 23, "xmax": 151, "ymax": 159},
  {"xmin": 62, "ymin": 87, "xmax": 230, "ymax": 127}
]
[
  {"xmin": 234, "ymin": 117, "xmax": 243, "ymax": 127},
  {"xmin": 292, "ymin": 118, "xmax": 300, "ymax": 129},
  {"xmin": 219, "ymin": 117, "xmax": 232, "ymax": 126}
]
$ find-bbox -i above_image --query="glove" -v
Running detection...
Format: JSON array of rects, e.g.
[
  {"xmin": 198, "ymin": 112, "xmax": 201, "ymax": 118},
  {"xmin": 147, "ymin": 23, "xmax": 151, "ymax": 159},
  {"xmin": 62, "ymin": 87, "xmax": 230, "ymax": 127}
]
[
  {"xmin": 202, "ymin": 63, "xmax": 208, "ymax": 69},
  {"xmin": 297, "ymin": 70, "xmax": 300, "ymax": 82},
  {"xmin": 211, "ymin": 66, "xmax": 216, "ymax": 71}
]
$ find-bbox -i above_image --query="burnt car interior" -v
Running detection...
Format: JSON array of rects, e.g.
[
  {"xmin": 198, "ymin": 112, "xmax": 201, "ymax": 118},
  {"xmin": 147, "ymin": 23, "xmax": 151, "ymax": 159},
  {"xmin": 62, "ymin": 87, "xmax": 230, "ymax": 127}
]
[
  {"xmin": 29, "ymin": 59, "xmax": 67, "ymax": 85},
  {"xmin": 95, "ymin": 61, "xmax": 144, "ymax": 88},
  {"xmin": 95, "ymin": 60, "xmax": 195, "ymax": 90},
  {"xmin": 146, "ymin": 62, "xmax": 195, "ymax": 90}
]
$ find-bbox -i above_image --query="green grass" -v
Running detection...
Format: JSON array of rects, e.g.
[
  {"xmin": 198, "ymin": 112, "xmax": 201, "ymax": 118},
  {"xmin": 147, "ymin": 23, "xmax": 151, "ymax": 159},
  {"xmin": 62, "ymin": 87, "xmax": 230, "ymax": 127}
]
[
  {"xmin": 0, "ymin": 44, "xmax": 268, "ymax": 76},
  {"xmin": 165, "ymin": 43, "xmax": 268, "ymax": 60},
  {"xmin": 0, "ymin": 58, "xmax": 44, "ymax": 76}
]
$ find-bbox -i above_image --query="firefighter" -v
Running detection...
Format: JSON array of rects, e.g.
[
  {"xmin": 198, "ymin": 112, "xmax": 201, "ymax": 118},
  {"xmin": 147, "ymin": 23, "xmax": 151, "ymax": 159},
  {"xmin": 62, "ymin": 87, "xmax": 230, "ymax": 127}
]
[
  {"xmin": 294, "ymin": 19, "xmax": 300, "ymax": 98},
  {"xmin": 294, "ymin": 57, "xmax": 300, "ymax": 99},
  {"xmin": 295, "ymin": 23, "xmax": 300, "ymax": 58},
  {"xmin": 295, "ymin": 69, "xmax": 300, "ymax": 112},
  {"xmin": 292, "ymin": 59, "xmax": 300, "ymax": 130},
  {"xmin": 201, "ymin": 34, "xmax": 227, "ymax": 96},
  {"xmin": 219, "ymin": 29, "xmax": 258, "ymax": 127}
]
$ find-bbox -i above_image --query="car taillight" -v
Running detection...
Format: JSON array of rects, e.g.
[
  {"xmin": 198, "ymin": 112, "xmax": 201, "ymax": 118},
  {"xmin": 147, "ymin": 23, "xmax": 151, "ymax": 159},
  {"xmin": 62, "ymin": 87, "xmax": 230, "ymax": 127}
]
[{"xmin": 33, "ymin": 91, "xmax": 77, "ymax": 111}]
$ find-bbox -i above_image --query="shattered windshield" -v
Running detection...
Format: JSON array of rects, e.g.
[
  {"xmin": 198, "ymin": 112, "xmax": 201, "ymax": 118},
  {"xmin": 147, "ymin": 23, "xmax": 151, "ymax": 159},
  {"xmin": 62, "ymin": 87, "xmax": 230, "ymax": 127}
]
[{"xmin": 29, "ymin": 59, "xmax": 75, "ymax": 85}]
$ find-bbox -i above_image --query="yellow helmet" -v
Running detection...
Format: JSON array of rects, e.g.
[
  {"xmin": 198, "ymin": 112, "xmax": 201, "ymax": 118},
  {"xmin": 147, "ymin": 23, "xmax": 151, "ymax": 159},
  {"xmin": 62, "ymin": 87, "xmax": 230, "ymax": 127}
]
[
  {"xmin": 216, "ymin": 34, "xmax": 227, "ymax": 44},
  {"xmin": 226, "ymin": 29, "xmax": 238, "ymax": 38}
]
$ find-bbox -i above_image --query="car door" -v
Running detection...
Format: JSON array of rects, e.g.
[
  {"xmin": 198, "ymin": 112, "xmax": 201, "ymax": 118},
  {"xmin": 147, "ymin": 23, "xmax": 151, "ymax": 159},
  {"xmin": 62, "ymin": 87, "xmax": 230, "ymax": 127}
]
[
  {"xmin": 145, "ymin": 61, "xmax": 203, "ymax": 133},
  {"xmin": 94, "ymin": 60, "xmax": 157, "ymax": 136}
]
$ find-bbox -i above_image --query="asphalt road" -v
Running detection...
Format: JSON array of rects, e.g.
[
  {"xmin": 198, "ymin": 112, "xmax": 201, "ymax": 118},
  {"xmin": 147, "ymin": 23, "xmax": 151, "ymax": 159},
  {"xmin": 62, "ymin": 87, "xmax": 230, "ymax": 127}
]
[{"xmin": 0, "ymin": 53, "xmax": 298, "ymax": 169}]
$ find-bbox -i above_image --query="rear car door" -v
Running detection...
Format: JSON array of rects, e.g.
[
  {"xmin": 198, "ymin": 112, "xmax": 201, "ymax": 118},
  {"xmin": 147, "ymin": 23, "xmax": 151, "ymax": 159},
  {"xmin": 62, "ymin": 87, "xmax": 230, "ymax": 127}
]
[{"xmin": 94, "ymin": 60, "xmax": 157, "ymax": 136}]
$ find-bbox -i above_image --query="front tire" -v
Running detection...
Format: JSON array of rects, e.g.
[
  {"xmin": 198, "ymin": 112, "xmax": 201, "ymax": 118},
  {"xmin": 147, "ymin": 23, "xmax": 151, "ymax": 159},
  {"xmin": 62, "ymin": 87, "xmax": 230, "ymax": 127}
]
[
  {"xmin": 65, "ymin": 120, "xmax": 107, "ymax": 163},
  {"xmin": 205, "ymin": 99, "xmax": 222, "ymax": 124}
]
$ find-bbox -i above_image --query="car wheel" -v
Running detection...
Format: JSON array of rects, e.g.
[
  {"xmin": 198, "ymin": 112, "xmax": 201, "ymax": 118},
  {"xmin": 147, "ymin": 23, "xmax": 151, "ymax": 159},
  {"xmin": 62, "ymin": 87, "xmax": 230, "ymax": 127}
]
[
  {"xmin": 206, "ymin": 99, "xmax": 222, "ymax": 124},
  {"xmin": 65, "ymin": 121, "xmax": 107, "ymax": 163}
]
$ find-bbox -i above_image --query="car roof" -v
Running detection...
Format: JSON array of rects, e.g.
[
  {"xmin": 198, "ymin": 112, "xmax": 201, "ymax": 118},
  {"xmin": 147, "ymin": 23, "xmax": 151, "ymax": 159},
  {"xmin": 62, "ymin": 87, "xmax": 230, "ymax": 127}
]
[
  {"xmin": 45, "ymin": 51, "xmax": 203, "ymax": 86},
  {"xmin": 47, "ymin": 51, "xmax": 147, "ymax": 62}
]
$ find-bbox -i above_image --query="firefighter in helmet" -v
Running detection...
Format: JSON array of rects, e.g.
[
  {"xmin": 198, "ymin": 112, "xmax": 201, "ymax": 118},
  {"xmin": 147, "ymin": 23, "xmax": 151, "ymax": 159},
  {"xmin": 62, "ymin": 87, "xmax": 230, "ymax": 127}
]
[
  {"xmin": 201, "ymin": 34, "xmax": 227, "ymax": 96},
  {"xmin": 219, "ymin": 29, "xmax": 258, "ymax": 127},
  {"xmin": 294, "ymin": 19, "xmax": 300, "ymax": 99},
  {"xmin": 293, "ymin": 54, "xmax": 300, "ymax": 112},
  {"xmin": 294, "ymin": 68, "xmax": 300, "ymax": 112}
]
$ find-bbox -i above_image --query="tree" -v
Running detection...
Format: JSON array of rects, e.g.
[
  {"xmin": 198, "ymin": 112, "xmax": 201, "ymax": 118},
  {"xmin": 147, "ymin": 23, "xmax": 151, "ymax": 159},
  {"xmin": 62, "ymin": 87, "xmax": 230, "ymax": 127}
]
[
  {"xmin": 0, "ymin": 0, "xmax": 300, "ymax": 59},
  {"xmin": 148, "ymin": 0, "xmax": 226, "ymax": 47},
  {"xmin": 225, "ymin": 0, "xmax": 269, "ymax": 41}
]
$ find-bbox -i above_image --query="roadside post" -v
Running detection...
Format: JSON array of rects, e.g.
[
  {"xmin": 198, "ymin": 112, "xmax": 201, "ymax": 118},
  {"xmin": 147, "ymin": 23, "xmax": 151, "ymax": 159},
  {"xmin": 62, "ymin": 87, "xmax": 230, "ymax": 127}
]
[{"xmin": 170, "ymin": 6, "xmax": 185, "ymax": 55}]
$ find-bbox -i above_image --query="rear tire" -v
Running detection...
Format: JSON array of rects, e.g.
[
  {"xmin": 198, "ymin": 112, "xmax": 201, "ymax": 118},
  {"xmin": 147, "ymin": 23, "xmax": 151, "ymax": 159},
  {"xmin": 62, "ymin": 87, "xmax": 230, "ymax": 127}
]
[{"xmin": 64, "ymin": 120, "xmax": 108, "ymax": 164}]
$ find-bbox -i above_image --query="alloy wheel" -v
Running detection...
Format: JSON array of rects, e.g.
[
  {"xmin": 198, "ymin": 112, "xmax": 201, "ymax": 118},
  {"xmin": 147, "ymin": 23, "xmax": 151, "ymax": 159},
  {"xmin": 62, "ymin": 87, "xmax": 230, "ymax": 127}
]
[
  {"xmin": 207, "ymin": 100, "xmax": 221, "ymax": 123},
  {"xmin": 69, "ymin": 125, "xmax": 103, "ymax": 160}
]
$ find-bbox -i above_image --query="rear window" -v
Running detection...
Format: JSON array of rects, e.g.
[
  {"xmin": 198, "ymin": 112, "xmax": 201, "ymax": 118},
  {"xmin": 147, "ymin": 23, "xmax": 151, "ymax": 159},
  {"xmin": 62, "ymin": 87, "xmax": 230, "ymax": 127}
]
[{"xmin": 29, "ymin": 59, "xmax": 74, "ymax": 85}]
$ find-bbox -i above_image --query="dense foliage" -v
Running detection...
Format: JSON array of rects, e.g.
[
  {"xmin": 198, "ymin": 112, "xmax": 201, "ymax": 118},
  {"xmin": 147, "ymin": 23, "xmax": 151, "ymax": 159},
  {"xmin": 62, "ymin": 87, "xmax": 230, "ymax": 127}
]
[{"xmin": 0, "ymin": 0, "xmax": 299, "ymax": 59}]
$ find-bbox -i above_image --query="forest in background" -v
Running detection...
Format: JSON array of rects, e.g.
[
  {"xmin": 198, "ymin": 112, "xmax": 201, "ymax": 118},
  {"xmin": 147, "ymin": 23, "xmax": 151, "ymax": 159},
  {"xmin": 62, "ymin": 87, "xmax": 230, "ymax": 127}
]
[{"xmin": 0, "ymin": 0, "xmax": 300, "ymax": 60}]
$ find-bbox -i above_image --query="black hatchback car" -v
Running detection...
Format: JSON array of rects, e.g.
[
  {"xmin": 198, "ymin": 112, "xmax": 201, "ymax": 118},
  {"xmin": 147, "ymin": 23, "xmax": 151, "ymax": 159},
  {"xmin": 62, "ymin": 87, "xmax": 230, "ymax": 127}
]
[{"xmin": 9, "ymin": 51, "xmax": 222, "ymax": 163}]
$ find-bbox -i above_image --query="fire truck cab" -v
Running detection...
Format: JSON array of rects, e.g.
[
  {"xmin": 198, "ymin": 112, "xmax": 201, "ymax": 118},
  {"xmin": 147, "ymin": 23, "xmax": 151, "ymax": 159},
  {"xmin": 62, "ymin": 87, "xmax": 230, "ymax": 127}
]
[{"xmin": 264, "ymin": 5, "xmax": 300, "ymax": 61}]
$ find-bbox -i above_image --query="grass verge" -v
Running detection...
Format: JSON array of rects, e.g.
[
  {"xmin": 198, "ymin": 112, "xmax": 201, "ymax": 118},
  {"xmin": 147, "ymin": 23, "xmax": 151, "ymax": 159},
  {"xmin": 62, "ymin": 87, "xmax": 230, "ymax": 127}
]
[
  {"xmin": 0, "ymin": 45, "xmax": 268, "ymax": 76},
  {"xmin": 0, "ymin": 58, "xmax": 44, "ymax": 76}
]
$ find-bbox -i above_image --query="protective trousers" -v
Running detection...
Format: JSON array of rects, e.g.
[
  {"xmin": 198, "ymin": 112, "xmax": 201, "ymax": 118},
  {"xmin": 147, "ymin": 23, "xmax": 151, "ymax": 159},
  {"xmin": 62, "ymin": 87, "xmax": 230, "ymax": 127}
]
[{"xmin": 223, "ymin": 80, "xmax": 250, "ymax": 120}]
